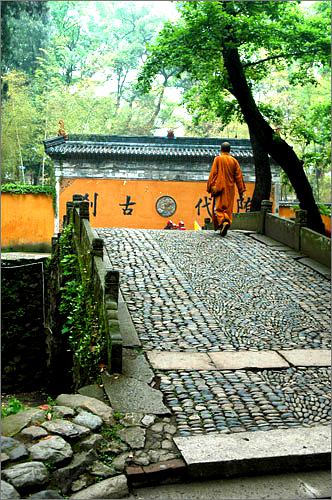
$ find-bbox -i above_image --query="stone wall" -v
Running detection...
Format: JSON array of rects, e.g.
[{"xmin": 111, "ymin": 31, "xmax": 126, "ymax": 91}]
[
  {"xmin": 1, "ymin": 256, "xmax": 49, "ymax": 392},
  {"xmin": 300, "ymin": 227, "xmax": 331, "ymax": 268}
]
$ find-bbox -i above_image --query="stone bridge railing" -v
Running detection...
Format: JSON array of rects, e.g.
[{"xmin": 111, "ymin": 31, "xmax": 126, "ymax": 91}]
[
  {"xmin": 230, "ymin": 201, "xmax": 331, "ymax": 268},
  {"xmin": 69, "ymin": 195, "xmax": 122, "ymax": 374},
  {"xmin": 49, "ymin": 195, "xmax": 122, "ymax": 390}
]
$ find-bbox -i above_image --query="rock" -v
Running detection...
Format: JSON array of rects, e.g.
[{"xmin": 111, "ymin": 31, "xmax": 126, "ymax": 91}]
[
  {"xmin": 72, "ymin": 411, "xmax": 102, "ymax": 431},
  {"xmin": 99, "ymin": 439, "xmax": 128, "ymax": 454},
  {"xmin": 133, "ymin": 452, "xmax": 150, "ymax": 466},
  {"xmin": 71, "ymin": 475, "xmax": 93, "ymax": 493},
  {"xmin": 2, "ymin": 461, "xmax": 48, "ymax": 490},
  {"xmin": 150, "ymin": 422, "xmax": 164, "ymax": 433},
  {"xmin": 164, "ymin": 423, "xmax": 177, "ymax": 434},
  {"xmin": 52, "ymin": 406, "xmax": 75, "ymax": 418},
  {"xmin": 53, "ymin": 449, "xmax": 97, "ymax": 495},
  {"xmin": 89, "ymin": 460, "xmax": 114, "ymax": 477},
  {"xmin": 141, "ymin": 415, "xmax": 156, "ymax": 427},
  {"xmin": 0, "ymin": 437, "xmax": 28, "ymax": 461},
  {"xmin": 1, "ymin": 453, "xmax": 10, "ymax": 464},
  {"xmin": 20, "ymin": 426, "xmax": 48, "ymax": 441},
  {"xmin": 121, "ymin": 413, "xmax": 144, "ymax": 427},
  {"xmin": 118, "ymin": 426, "xmax": 146, "ymax": 449},
  {"xmin": 79, "ymin": 434, "xmax": 103, "ymax": 451},
  {"xmin": 112, "ymin": 452, "xmax": 132, "ymax": 472},
  {"xmin": 122, "ymin": 349, "xmax": 154, "ymax": 383},
  {"xmin": 29, "ymin": 436, "xmax": 73, "ymax": 464},
  {"xmin": 78, "ymin": 384, "xmax": 106, "ymax": 402},
  {"xmin": 161, "ymin": 439, "xmax": 173, "ymax": 450},
  {"xmin": 1, "ymin": 480, "xmax": 20, "ymax": 499},
  {"xmin": 148, "ymin": 449, "xmax": 174, "ymax": 463},
  {"xmin": 41, "ymin": 420, "xmax": 90, "ymax": 439},
  {"xmin": 29, "ymin": 490, "xmax": 64, "ymax": 499},
  {"xmin": 102, "ymin": 374, "xmax": 170, "ymax": 415},
  {"xmin": 55, "ymin": 395, "xmax": 114, "ymax": 424},
  {"xmin": 69, "ymin": 475, "xmax": 128, "ymax": 499},
  {"xmin": 1, "ymin": 409, "xmax": 46, "ymax": 437}
]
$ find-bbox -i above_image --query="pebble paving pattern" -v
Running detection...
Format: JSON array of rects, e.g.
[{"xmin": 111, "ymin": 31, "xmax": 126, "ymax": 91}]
[
  {"xmin": 99, "ymin": 228, "xmax": 330, "ymax": 352},
  {"xmin": 98, "ymin": 228, "xmax": 331, "ymax": 435},
  {"xmin": 158, "ymin": 367, "xmax": 331, "ymax": 436}
]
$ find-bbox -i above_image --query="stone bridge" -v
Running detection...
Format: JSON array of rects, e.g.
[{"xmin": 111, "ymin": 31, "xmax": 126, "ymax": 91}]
[{"xmin": 95, "ymin": 220, "xmax": 330, "ymax": 477}]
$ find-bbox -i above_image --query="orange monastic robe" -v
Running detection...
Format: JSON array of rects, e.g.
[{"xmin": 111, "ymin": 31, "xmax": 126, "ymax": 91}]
[{"xmin": 207, "ymin": 152, "xmax": 246, "ymax": 229}]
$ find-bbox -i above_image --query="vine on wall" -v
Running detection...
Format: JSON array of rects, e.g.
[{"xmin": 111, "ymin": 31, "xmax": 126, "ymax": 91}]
[{"xmin": 58, "ymin": 222, "xmax": 106, "ymax": 388}]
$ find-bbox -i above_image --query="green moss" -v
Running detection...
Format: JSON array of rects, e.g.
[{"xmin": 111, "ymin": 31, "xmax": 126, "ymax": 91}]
[{"xmin": 56, "ymin": 222, "xmax": 108, "ymax": 387}]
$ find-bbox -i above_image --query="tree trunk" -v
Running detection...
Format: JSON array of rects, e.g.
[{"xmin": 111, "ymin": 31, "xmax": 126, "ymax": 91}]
[
  {"xmin": 222, "ymin": 46, "xmax": 325, "ymax": 234},
  {"xmin": 248, "ymin": 127, "xmax": 271, "ymax": 211},
  {"xmin": 146, "ymin": 86, "xmax": 165, "ymax": 131}
]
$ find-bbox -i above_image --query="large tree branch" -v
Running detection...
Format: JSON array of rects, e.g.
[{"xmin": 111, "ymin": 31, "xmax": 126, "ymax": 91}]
[
  {"xmin": 243, "ymin": 49, "xmax": 319, "ymax": 68},
  {"xmin": 222, "ymin": 44, "xmax": 325, "ymax": 234}
]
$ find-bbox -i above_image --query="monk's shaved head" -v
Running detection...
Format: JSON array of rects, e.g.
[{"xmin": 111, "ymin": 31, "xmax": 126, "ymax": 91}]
[{"xmin": 221, "ymin": 142, "xmax": 231, "ymax": 152}]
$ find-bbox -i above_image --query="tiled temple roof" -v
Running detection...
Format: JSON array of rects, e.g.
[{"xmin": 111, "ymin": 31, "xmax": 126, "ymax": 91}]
[{"xmin": 44, "ymin": 135, "xmax": 255, "ymax": 161}]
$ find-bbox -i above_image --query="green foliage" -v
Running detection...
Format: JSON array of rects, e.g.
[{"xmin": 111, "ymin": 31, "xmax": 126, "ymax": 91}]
[
  {"xmin": 113, "ymin": 411, "xmax": 124, "ymax": 422},
  {"xmin": 58, "ymin": 222, "xmax": 107, "ymax": 385},
  {"xmin": 101, "ymin": 423, "xmax": 124, "ymax": 442},
  {"xmin": 138, "ymin": 1, "xmax": 330, "ymax": 130},
  {"xmin": 1, "ymin": 1, "xmax": 49, "ymax": 75},
  {"xmin": 98, "ymin": 450, "xmax": 117, "ymax": 467},
  {"xmin": 1, "ymin": 397, "xmax": 26, "ymax": 418},
  {"xmin": 44, "ymin": 461, "xmax": 56, "ymax": 473},
  {"xmin": 318, "ymin": 204, "xmax": 331, "ymax": 217},
  {"xmin": 1, "ymin": 183, "xmax": 55, "ymax": 195},
  {"xmin": 1, "ymin": 71, "xmax": 55, "ymax": 183},
  {"xmin": 46, "ymin": 396, "xmax": 57, "ymax": 407}
]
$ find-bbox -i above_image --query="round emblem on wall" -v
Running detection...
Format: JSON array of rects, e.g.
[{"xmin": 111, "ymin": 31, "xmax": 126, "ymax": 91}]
[{"xmin": 156, "ymin": 196, "xmax": 177, "ymax": 217}]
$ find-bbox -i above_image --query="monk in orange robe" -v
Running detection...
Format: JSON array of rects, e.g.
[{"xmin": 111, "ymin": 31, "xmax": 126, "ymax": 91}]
[{"xmin": 207, "ymin": 142, "xmax": 246, "ymax": 236}]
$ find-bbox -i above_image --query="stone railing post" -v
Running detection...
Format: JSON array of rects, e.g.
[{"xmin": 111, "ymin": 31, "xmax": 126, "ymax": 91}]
[
  {"xmin": 294, "ymin": 208, "xmax": 307, "ymax": 252},
  {"xmin": 258, "ymin": 200, "xmax": 273, "ymax": 234},
  {"xmin": 104, "ymin": 270, "xmax": 122, "ymax": 373},
  {"xmin": 92, "ymin": 237, "xmax": 104, "ymax": 259},
  {"xmin": 79, "ymin": 200, "xmax": 90, "ymax": 220},
  {"xmin": 65, "ymin": 201, "xmax": 74, "ymax": 227},
  {"xmin": 51, "ymin": 236, "xmax": 58, "ymax": 255},
  {"xmin": 105, "ymin": 270, "xmax": 119, "ymax": 303}
]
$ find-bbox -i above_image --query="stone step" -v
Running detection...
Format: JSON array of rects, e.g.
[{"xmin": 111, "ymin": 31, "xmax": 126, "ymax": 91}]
[
  {"xmin": 146, "ymin": 349, "xmax": 331, "ymax": 371},
  {"xmin": 174, "ymin": 425, "xmax": 331, "ymax": 479}
]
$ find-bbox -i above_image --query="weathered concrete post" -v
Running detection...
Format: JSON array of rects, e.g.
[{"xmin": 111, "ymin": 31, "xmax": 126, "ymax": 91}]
[
  {"xmin": 294, "ymin": 209, "xmax": 307, "ymax": 252},
  {"xmin": 92, "ymin": 237, "xmax": 104, "ymax": 259},
  {"xmin": 104, "ymin": 270, "xmax": 122, "ymax": 373},
  {"xmin": 51, "ymin": 236, "xmax": 58, "ymax": 255},
  {"xmin": 65, "ymin": 201, "xmax": 74, "ymax": 227},
  {"xmin": 79, "ymin": 200, "xmax": 90, "ymax": 220},
  {"xmin": 258, "ymin": 200, "xmax": 273, "ymax": 235}
]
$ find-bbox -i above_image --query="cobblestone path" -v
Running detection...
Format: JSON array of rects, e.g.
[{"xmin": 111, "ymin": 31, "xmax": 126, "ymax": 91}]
[{"xmin": 98, "ymin": 228, "xmax": 331, "ymax": 436}]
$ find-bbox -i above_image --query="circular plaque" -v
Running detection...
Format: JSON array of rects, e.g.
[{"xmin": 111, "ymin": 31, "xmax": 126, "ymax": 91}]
[{"xmin": 156, "ymin": 196, "xmax": 177, "ymax": 217}]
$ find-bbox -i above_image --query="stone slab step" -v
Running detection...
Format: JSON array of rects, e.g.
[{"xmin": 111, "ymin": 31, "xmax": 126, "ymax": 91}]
[
  {"xmin": 101, "ymin": 372, "xmax": 170, "ymax": 415},
  {"xmin": 147, "ymin": 350, "xmax": 330, "ymax": 371},
  {"xmin": 174, "ymin": 425, "xmax": 331, "ymax": 479},
  {"xmin": 278, "ymin": 349, "xmax": 331, "ymax": 367}
]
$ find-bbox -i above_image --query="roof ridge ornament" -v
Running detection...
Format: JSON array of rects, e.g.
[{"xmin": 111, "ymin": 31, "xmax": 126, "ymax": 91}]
[{"xmin": 58, "ymin": 119, "xmax": 68, "ymax": 140}]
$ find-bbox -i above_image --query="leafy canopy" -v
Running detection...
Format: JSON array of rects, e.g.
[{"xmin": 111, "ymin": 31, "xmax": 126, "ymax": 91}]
[{"xmin": 137, "ymin": 1, "xmax": 330, "ymax": 126}]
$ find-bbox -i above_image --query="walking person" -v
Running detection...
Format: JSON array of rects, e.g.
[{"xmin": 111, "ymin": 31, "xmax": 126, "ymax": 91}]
[{"xmin": 207, "ymin": 142, "xmax": 246, "ymax": 236}]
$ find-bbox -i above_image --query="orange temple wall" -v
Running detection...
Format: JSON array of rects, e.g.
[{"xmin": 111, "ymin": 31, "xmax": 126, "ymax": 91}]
[{"xmin": 59, "ymin": 178, "xmax": 256, "ymax": 229}]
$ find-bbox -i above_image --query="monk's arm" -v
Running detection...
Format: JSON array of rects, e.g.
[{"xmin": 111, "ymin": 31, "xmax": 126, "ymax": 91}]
[
  {"xmin": 234, "ymin": 161, "xmax": 246, "ymax": 197},
  {"xmin": 207, "ymin": 158, "xmax": 218, "ymax": 193}
]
